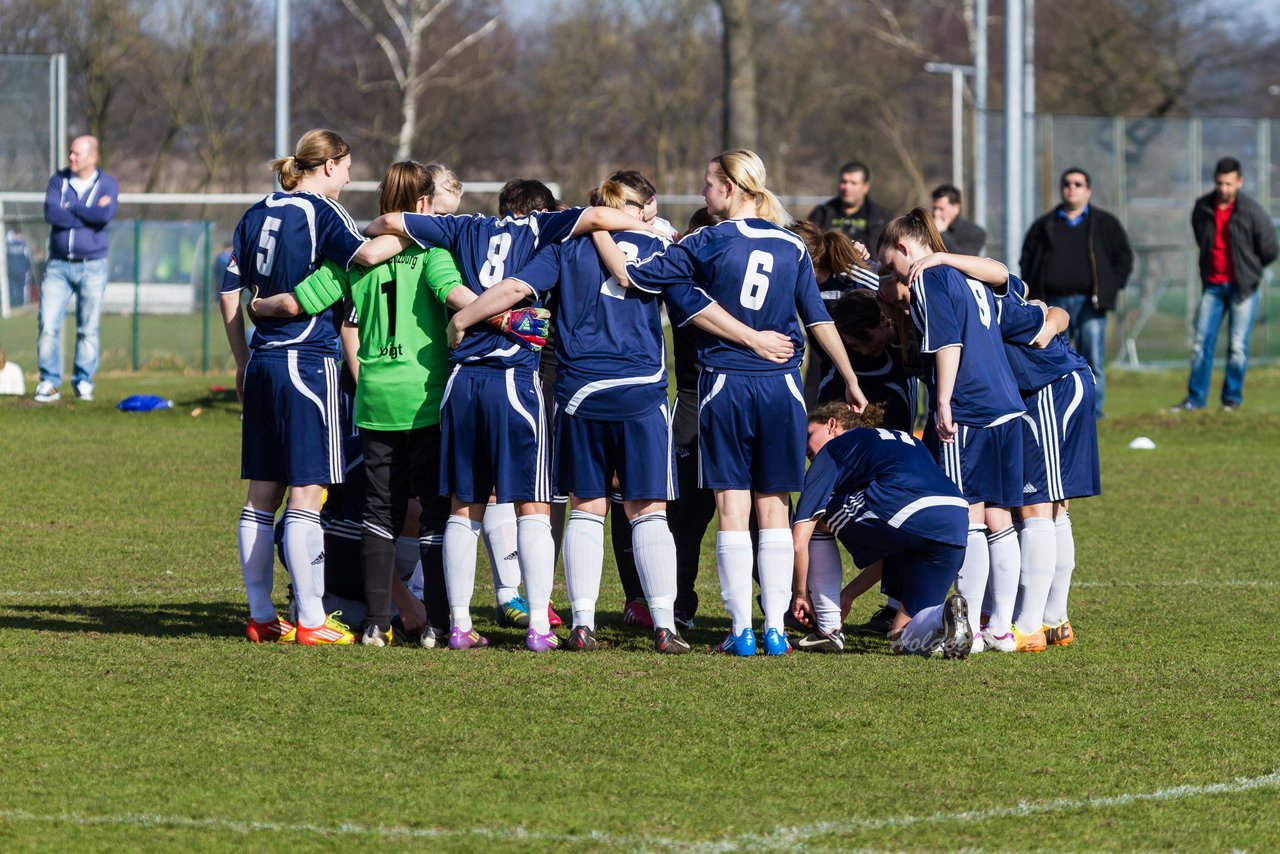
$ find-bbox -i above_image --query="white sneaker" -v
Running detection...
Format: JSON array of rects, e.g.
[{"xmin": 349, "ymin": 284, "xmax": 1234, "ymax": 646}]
[
  {"xmin": 969, "ymin": 631, "xmax": 987, "ymax": 654},
  {"xmin": 74, "ymin": 381, "xmax": 94, "ymax": 401},
  {"xmin": 981, "ymin": 627, "xmax": 1016, "ymax": 653},
  {"xmin": 34, "ymin": 381, "xmax": 60, "ymax": 403}
]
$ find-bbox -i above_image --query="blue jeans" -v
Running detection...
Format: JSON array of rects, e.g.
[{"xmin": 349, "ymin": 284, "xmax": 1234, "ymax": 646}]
[
  {"xmin": 1046, "ymin": 295, "xmax": 1107, "ymax": 418},
  {"xmin": 37, "ymin": 258, "xmax": 109, "ymax": 387},
  {"xmin": 1186, "ymin": 282, "xmax": 1260, "ymax": 408}
]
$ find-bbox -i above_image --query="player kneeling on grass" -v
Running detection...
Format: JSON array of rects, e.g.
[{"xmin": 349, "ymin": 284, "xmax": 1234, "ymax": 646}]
[{"xmin": 790, "ymin": 402, "xmax": 973, "ymax": 658}]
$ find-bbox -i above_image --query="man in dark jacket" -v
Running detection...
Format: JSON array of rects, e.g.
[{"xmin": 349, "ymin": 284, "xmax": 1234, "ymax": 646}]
[
  {"xmin": 34, "ymin": 135, "xmax": 119, "ymax": 404},
  {"xmin": 1019, "ymin": 168, "xmax": 1133, "ymax": 419},
  {"xmin": 807, "ymin": 161, "xmax": 894, "ymax": 250},
  {"xmin": 1171, "ymin": 157, "xmax": 1277, "ymax": 412},
  {"xmin": 931, "ymin": 184, "xmax": 986, "ymax": 255}
]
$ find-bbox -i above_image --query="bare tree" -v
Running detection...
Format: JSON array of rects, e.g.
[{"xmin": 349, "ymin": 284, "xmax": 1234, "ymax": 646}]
[
  {"xmin": 716, "ymin": 0, "xmax": 758, "ymax": 151},
  {"xmin": 338, "ymin": 0, "xmax": 500, "ymax": 160}
]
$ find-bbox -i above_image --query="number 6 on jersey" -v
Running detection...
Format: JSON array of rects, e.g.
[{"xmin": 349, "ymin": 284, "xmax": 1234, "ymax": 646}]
[{"xmin": 739, "ymin": 250, "xmax": 773, "ymax": 310}]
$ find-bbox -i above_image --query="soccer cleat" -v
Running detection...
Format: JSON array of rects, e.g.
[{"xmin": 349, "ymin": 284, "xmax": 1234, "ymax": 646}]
[
  {"xmin": 246, "ymin": 615, "xmax": 296, "ymax": 644},
  {"xmin": 969, "ymin": 632, "xmax": 987, "ymax": 654},
  {"xmin": 715, "ymin": 627, "xmax": 757, "ymax": 657},
  {"xmin": 937, "ymin": 594, "xmax": 973, "ymax": 660},
  {"xmin": 673, "ymin": 610, "xmax": 696, "ymax": 631},
  {"xmin": 418, "ymin": 626, "xmax": 448, "ymax": 649},
  {"xmin": 74, "ymin": 380, "xmax": 94, "ymax": 401},
  {"xmin": 796, "ymin": 628, "xmax": 845, "ymax": 653},
  {"xmin": 764, "ymin": 627, "xmax": 791, "ymax": 655},
  {"xmin": 1013, "ymin": 625, "xmax": 1047, "ymax": 652},
  {"xmin": 495, "ymin": 595, "xmax": 531, "ymax": 629},
  {"xmin": 654, "ymin": 627, "xmax": 691, "ymax": 654},
  {"xmin": 981, "ymin": 627, "xmax": 1016, "ymax": 653},
  {"xmin": 33, "ymin": 381, "xmax": 60, "ymax": 404},
  {"xmin": 566, "ymin": 625, "xmax": 599, "ymax": 652},
  {"xmin": 548, "ymin": 601, "xmax": 563, "ymax": 628},
  {"xmin": 1043, "ymin": 620, "xmax": 1075, "ymax": 646},
  {"xmin": 526, "ymin": 627, "xmax": 560, "ymax": 652},
  {"xmin": 448, "ymin": 626, "xmax": 489, "ymax": 650},
  {"xmin": 621, "ymin": 599, "xmax": 654, "ymax": 628},
  {"xmin": 853, "ymin": 604, "xmax": 896, "ymax": 637},
  {"xmin": 295, "ymin": 612, "xmax": 356, "ymax": 645},
  {"xmin": 361, "ymin": 624, "xmax": 394, "ymax": 647}
]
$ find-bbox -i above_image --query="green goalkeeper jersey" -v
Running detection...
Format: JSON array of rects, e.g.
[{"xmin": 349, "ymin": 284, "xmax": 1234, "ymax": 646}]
[{"xmin": 294, "ymin": 247, "xmax": 461, "ymax": 431}]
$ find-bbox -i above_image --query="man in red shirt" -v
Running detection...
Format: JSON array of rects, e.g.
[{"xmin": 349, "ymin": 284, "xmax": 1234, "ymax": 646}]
[{"xmin": 1172, "ymin": 157, "xmax": 1277, "ymax": 412}]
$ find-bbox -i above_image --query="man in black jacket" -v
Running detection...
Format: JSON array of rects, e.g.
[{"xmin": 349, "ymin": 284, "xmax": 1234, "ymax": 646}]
[
  {"xmin": 807, "ymin": 161, "xmax": 894, "ymax": 249},
  {"xmin": 1019, "ymin": 168, "xmax": 1133, "ymax": 419},
  {"xmin": 1171, "ymin": 157, "xmax": 1278, "ymax": 412},
  {"xmin": 931, "ymin": 184, "xmax": 987, "ymax": 255}
]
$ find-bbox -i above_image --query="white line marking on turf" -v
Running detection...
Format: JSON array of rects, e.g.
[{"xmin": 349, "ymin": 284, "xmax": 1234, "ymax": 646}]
[{"xmin": 0, "ymin": 770, "xmax": 1276, "ymax": 852}]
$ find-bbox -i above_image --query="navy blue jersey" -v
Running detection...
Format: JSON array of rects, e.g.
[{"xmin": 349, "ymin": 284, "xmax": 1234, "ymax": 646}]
[
  {"xmin": 998, "ymin": 275, "xmax": 1090, "ymax": 394},
  {"xmin": 796, "ymin": 428, "xmax": 969, "ymax": 547},
  {"xmin": 911, "ymin": 266, "xmax": 1024, "ymax": 426},
  {"xmin": 403, "ymin": 208, "xmax": 585, "ymax": 368},
  {"xmin": 514, "ymin": 230, "xmax": 711, "ymax": 420},
  {"xmin": 627, "ymin": 218, "xmax": 830, "ymax": 373},
  {"xmin": 222, "ymin": 192, "xmax": 367, "ymax": 356}
]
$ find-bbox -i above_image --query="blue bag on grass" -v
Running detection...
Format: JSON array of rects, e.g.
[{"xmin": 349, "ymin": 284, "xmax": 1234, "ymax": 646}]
[{"xmin": 116, "ymin": 395, "xmax": 174, "ymax": 412}]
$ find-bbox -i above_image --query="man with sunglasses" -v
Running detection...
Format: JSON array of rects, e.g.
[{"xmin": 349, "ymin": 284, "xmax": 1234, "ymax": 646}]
[{"xmin": 1019, "ymin": 168, "xmax": 1133, "ymax": 419}]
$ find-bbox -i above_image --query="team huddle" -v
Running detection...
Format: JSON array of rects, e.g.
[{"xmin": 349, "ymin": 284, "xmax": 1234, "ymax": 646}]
[{"xmin": 220, "ymin": 128, "xmax": 1099, "ymax": 659}]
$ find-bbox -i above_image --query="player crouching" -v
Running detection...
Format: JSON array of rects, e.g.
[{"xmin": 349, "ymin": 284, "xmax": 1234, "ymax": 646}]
[{"xmin": 790, "ymin": 403, "xmax": 973, "ymax": 658}]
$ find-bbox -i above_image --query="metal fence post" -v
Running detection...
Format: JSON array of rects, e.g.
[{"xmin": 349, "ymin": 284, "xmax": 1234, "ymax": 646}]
[
  {"xmin": 132, "ymin": 219, "xmax": 140, "ymax": 371},
  {"xmin": 202, "ymin": 219, "xmax": 211, "ymax": 372}
]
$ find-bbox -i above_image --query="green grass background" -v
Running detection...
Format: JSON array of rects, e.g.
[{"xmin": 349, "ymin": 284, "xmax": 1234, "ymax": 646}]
[{"xmin": 1, "ymin": 368, "xmax": 1279, "ymax": 852}]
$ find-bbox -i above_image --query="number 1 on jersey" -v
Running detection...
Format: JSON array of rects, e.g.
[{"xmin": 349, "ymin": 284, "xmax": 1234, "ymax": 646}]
[{"xmin": 380, "ymin": 281, "xmax": 397, "ymax": 337}]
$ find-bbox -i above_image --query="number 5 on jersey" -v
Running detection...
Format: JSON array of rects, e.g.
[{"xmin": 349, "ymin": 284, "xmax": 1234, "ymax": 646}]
[{"xmin": 740, "ymin": 250, "xmax": 773, "ymax": 310}]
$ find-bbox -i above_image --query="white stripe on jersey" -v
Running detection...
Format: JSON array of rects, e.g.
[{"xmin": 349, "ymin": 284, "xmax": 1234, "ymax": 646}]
[
  {"xmin": 506, "ymin": 368, "xmax": 549, "ymax": 502},
  {"xmin": 731, "ymin": 219, "xmax": 807, "ymax": 254},
  {"xmin": 564, "ymin": 349, "xmax": 666, "ymax": 416},
  {"xmin": 784, "ymin": 373, "xmax": 806, "ymax": 406},
  {"xmin": 911, "ymin": 274, "xmax": 930, "ymax": 352},
  {"xmin": 265, "ymin": 194, "xmax": 319, "ymax": 264},
  {"xmin": 886, "ymin": 495, "xmax": 970, "ymax": 529},
  {"xmin": 661, "ymin": 403, "xmax": 676, "ymax": 501},
  {"xmin": 1062, "ymin": 370, "xmax": 1085, "ymax": 435},
  {"xmin": 325, "ymin": 357, "xmax": 342, "ymax": 483},
  {"xmin": 698, "ymin": 373, "xmax": 727, "ymax": 414},
  {"xmin": 529, "ymin": 370, "xmax": 551, "ymax": 502}
]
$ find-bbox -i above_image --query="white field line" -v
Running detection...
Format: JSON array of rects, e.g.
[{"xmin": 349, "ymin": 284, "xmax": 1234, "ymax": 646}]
[
  {"xmin": 2, "ymin": 578, "xmax": 1275, "ymax": 601},
  {"xmin": 0, "ymin": 769, "xmax": 1276, "ymax": 852}
]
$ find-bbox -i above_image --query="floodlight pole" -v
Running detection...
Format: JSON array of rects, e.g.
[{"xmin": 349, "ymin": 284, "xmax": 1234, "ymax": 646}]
[
  {"xmin": 1004, "ymin": 0, "xmax": 1024, "ymax": 268},
  {"xmin": 974, "ymin": 0, "xmax": 988, "ymax": 231},
  {"xmin": 925, "ymin": 62, "xmax": 975, "ymax": 192},
  {"xmin": 275, "ymin": 0, "xmax": 290, "ymax": 164}
]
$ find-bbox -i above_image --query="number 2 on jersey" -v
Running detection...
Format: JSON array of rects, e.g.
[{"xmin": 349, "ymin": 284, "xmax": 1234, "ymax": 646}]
[
  {"xmin": 600, "ymin": 241, "xmax": 639, "ymax": 300},
  {"xmin": 739, "ymin": 250, "xmax": 773, "ymax": 310}
]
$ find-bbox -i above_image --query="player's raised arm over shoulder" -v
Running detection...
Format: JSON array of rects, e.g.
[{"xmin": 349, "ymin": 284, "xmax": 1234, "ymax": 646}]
[
  {"xmin": 570, "ymin": 205, "xmax": 662, "ymax": 238},
  {"xmin": 908, "ymin": 252, "xmax": 1009, "ymax": 289}
]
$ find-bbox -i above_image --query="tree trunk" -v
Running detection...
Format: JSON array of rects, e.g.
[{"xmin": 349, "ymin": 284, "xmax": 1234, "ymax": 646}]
[{"xmin": 716, "ymin": 0, "xmax": 758, "ymax": 152}]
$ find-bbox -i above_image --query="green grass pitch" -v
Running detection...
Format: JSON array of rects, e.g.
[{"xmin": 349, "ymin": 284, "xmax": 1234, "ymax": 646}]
[{"xmin": 1, "ymin": 367, "xmax": 1278, "ymax": 852}]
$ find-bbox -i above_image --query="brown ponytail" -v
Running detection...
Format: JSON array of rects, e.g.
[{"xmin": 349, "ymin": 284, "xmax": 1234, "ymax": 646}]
[
  {"xmin": 876, "ymin": 206, "xmax": 946, "ymax": 257},
  {"xmin": 269, "ymin": 129, "xmax": 351, "ymax": 191},
  {"xmin": 377, "ymin": 161, "xmax": 433, "ymax": 215}
]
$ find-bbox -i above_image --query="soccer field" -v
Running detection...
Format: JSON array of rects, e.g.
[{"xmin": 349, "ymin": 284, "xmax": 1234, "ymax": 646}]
[{"xmin": 1, "ymin": 368, "xmax": 1278, "ymax": 852}]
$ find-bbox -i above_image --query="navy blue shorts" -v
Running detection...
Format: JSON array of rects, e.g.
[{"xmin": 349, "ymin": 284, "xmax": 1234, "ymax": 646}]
[
  {"xmin": 439, "ymin": 365, "xmax": 550, "ymax": 503},
  {"xmin": 553, "ymin": 404, "xmax": 676, "ymax": 501},
  {"xmin": 927, "ymin": 417, "xmax": 1024, "ymax": 508},
  {"xmin": 1022, "ymin": 368, "xmax": 1101, "ymax": 504},
  {"xmin": 698, "ymin": 368, "xmax": 806, "ymax": 493},
  {"xmin": 825, "ymin": 492, "xmax": 964, "ymax": 616},
  {"xmin": 241, "ymin": 350, "xmax": 344, "ymax": 486}
]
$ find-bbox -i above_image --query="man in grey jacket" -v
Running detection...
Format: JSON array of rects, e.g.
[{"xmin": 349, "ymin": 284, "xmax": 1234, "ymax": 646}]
[{"xmin": 1171, "ymin": 157, "xmax": 1277, "ymax": 412}]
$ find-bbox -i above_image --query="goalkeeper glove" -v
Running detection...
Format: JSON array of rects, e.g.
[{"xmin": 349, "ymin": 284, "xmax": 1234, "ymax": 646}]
[{"xmin": 488, "ymin": 306, "xmax": 551, "ymax": 351}]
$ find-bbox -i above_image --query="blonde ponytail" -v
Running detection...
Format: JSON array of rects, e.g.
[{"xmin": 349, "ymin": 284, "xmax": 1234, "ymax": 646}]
[{"xmin": 712, "ymin": 149, "xmax": 792, "ymax": 226}]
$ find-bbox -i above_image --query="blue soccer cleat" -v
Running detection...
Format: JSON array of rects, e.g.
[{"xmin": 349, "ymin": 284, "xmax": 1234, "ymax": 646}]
[
  {"xmin": 763, "ymin": 627, "xmax": 791, "ymax": 655},
  {"xmin": 495, "ymin": 594, "xmax": 531, "ymax": 629},
  {"xmin": 715, "ymin": 627, "xmax": 757, "ymax": 657}
]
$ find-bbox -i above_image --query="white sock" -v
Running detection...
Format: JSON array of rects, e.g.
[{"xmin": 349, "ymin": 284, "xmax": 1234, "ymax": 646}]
[
  {"xmin": 444, "ymin": 515, "xmax": 482, "ymax": 632},
  {"xmin": 715, "ymin": 530, "xmax": 754, "ymax": 635},
  {"xmin": 518, "ymin": 514, "xmax": 555, "ymax": 634},
  {"xmin": 238, "ymin": 507, "xmax": 277, "ymax": 622},
  {"xmin": 1014, "ymin": 517, "xmax": 1056, "ymax": 634},
  {"xmin": 481, "ymin": 502, "xmax": 521, "ymax": 605},
  {"xmin": 395, "ymin": 535, "xmax": 420, "ymax": 583},
  {"xmin": 955, "ymin": 524, "xmax": 989, "ymax": 637},
  {"xmin": 631, "ymin": 512, "xmax": 678, "ymax": 631},
  {"xmin": 1043, "ymin": 512, "xmax": 1075, "ymax": 625},
  {"xmin": 986, "ymin": 526, "xmax": 1020, "ymax": 636},
  {"xmin": 563, "ymin": 510, "xmax": 604, "ymax": 630},
  {"xmin": 757, "ymin": 528, "xmax": 792, "ymax": 632},
  {"xmin": 282, "ymin": 508, "xmax": 326, "ymax": 628},
  {"xmin": 899, "ymin": 603, "xmax": 944, "ymax": 655},
  {"xmin": 807, "ymin": 533, "xmax": 843, "ymax": 634}
]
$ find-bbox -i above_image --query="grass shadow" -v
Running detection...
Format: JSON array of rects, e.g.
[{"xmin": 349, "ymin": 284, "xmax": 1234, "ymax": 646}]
[{"xmin": 0, "ymin": 600, "xmax": 245, "ymax": 639}]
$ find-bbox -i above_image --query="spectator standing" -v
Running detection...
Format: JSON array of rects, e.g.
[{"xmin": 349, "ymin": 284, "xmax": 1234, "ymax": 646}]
[
  {"xmin": 6, "ymin": 227, "xmax": 32, "ymax": 308},
  {"xmin": 1171, "ymin": 157, "xmax": 1277, "ymax": 412},
  {"xmin": 34, "ymin": 135, "xmax": 119, "ymax": 403},
  {"xmin": 931, "ymin": 184, "xmax": 987, "ymax": 255},
  {"xmin": 1019, "ymin": 168, "xmax": 1133, "ymax": 419},
  {"xmin": 807, "ymin": 161, "xmax": 894, "ymax": 249}
]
